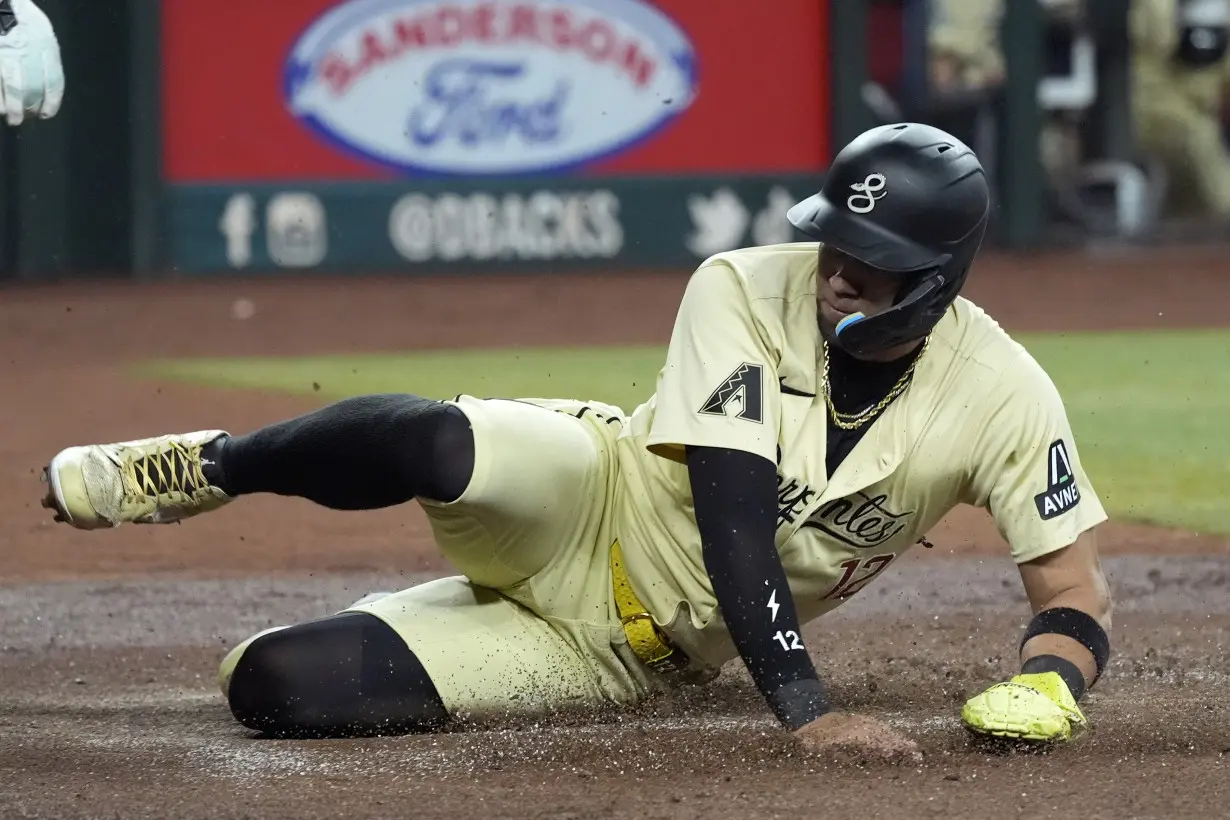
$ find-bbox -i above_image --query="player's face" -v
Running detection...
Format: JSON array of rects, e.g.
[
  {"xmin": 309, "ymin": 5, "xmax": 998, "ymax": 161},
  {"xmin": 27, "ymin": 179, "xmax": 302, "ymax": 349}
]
[{"xmin": 817, "ymin": 247, "xmax": 903, "ymax": 344}]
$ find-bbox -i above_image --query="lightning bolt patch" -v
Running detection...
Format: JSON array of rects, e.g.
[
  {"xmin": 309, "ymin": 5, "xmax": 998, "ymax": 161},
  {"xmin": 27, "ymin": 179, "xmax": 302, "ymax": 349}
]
[{"xmin": 766, "ymin": 589, "xmax": 780, "ymax": 622}]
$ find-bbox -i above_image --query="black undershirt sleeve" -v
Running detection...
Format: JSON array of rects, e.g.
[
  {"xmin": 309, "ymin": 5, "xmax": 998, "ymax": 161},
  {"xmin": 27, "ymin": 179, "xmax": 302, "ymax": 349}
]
[{"xmin": 685, "ymin": 445, "xmax": 831, "ymax": 730}]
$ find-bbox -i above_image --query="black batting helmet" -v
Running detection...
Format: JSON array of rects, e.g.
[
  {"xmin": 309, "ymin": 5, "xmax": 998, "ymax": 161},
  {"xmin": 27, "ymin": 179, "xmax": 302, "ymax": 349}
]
[{"xmin": 787, "ymin": 122, "xmax": 990, "ymax": 356}]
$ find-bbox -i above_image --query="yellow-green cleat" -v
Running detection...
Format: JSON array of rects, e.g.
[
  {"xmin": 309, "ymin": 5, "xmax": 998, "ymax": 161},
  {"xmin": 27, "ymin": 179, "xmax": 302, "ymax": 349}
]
[
  {"xmin": 41, "ymin": 430, "xmax": 233, "ymax": 530},
  {"xmin": 961, "ymin": 671, "xmax": 1088, "ymax": 742}
]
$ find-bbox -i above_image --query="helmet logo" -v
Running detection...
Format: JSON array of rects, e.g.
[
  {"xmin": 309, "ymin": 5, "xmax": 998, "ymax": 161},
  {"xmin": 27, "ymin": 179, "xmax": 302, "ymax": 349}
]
[{"xmin": 846, "ymin": 173, "xmax": 887, "ymax": 214}]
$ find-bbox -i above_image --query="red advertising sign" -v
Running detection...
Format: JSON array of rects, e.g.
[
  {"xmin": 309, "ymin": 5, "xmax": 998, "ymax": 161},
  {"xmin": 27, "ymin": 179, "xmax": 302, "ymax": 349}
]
[{"xmin": 161, "ymin": 0, "xmax": 830, "ymax": 182}]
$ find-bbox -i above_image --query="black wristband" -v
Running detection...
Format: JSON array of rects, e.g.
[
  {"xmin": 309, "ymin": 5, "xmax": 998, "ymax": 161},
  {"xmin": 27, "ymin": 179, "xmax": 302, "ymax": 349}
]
[
  {"xmin": 1020, "ymin": 606, "xmax": 1110, "ymax": 683},
  {"xmin": 0, "ymin": 1, "xmax": 15, "ymax": 37},
  {"xmin": 767, "ymin": 679, "xmax": 831, "ymax": 731},
  {"xmin": 1021, "ymin": 653, "xmax": 1087, "ymax": 701}
]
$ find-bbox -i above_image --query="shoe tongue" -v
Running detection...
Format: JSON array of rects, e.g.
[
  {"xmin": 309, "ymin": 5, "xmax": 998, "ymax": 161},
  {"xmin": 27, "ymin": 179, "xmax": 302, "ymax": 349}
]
[
  {"xmin": 1014, "ymin": 672, "xmax": 1078, "ymax": 711},
  {"xmin": 139, "ymin": 445, "xmax": 197, "ymax": 494},
  {"xmin": 170, "ymin": 447, "xmax": 202, "ymax": 492}
]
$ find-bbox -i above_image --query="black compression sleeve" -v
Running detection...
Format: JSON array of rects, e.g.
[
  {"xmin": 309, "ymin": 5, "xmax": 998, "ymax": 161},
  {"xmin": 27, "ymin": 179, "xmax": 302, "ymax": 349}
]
[
  {"xmin": 207, "ymin": 394, "xmax": 474, "ymax": 509},
  {"xmin": 686, "ymin": 445, "xmax": 830, "ymax": 729}
]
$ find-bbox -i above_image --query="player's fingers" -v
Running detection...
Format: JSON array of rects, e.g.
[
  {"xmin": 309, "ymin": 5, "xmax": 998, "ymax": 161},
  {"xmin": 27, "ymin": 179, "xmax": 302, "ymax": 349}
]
[
  {"xmin": 39, "ymin": 50, "xmax": 62, "ymax": 118},
  {"xmin": 0, "ymin": 56, "xmax": 25, "ymax": 125}
]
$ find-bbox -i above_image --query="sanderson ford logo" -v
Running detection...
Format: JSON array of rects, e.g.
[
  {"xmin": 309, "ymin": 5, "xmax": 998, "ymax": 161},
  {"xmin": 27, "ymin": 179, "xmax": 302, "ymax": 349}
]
[{"xmin": 283, "ymin": 0, "xmax": 698, "ymax": 176}]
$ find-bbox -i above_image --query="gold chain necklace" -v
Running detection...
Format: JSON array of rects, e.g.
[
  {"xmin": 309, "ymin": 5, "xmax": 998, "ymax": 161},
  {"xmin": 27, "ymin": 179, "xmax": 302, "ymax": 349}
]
[{"xmin": 822, "ymin": 337, "xmax": 929, "ymax": 431}]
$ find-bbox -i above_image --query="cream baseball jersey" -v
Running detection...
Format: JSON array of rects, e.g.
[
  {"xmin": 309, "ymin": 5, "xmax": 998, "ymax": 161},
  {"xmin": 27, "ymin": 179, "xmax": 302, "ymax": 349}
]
[{"xmin": 612, "ymin": 242, "xmax": 1107, "ymax": 669}]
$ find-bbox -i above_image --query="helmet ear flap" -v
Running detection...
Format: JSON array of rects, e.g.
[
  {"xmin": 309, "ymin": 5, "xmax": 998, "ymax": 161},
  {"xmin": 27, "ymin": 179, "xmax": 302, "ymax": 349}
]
[{"xmin": 890, "ymin": 268, "xmax": 940, "ymax": 306}]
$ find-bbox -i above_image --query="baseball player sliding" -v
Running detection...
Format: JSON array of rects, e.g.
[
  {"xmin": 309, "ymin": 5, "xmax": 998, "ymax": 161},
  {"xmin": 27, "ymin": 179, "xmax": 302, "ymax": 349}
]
[
  {"xmin": 41, "ymin": 123, "xmax": 1112, "ymax": 764},
  {"xmin": 0, "ymin": 0, "xmax": 63, "ymax": 125}
]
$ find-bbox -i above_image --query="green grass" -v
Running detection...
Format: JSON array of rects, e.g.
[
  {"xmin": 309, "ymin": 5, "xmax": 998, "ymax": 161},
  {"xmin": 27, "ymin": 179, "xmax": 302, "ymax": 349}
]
[
  {"xmin": 133, "ymin": 330, "xmax": 1230, "ymax": 536},
  {"xmin": 1007, "ymin": 329, "xmax": 1230, "ymax": 535},
  {"xmin": 134, "ymin": 345, "xmax": 667, "ymax": 412}
]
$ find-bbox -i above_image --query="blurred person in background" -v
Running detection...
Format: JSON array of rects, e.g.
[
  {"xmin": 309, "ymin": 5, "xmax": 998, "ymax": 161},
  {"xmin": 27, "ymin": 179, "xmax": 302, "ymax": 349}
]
[
  {"xmin": 927, "ymin": 0, "xmax": 1008, "ymax": 92},
  {"xmin": 0, "ymin": 0, "xmax": 63, "ymax": 125},
  {"xmin": 926, "ymin": 0, "xmax": 1087, "ymax": 183},
  {"xmin": 1130, "ymin": 0, "xmax": 1230, "ymax": 221}
]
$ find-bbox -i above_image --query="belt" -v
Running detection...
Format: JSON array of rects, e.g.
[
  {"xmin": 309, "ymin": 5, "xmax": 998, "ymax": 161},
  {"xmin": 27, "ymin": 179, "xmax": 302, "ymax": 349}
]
[{"xmin": 610, "ymin": 539, "xmax": 688, "ymax": 676}]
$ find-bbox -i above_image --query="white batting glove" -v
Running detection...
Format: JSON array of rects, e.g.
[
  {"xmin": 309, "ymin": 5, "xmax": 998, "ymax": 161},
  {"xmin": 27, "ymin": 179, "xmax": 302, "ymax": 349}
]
[{"xmin": 0, "ymin": 0, "xmax": 64, "ymax": 125}]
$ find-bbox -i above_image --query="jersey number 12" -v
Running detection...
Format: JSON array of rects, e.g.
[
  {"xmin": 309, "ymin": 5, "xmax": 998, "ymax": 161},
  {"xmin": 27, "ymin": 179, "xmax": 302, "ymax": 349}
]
[{"xmin": 821, "ymin": 554, "xmax": 896, "ymax": 601}]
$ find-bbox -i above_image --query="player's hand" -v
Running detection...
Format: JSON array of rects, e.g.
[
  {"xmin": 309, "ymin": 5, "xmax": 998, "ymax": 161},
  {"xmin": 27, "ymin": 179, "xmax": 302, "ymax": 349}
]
[
  {"xmin": 0, "ymin": 0, "xmax": 64, "ymax": 125},
  {"xmin": 960, "ymin": 671, "xmax": 1087, "ymax": 742},
  {"xmin": 791, "ymin": 711, "xmax": 923, "ymax": 766}
]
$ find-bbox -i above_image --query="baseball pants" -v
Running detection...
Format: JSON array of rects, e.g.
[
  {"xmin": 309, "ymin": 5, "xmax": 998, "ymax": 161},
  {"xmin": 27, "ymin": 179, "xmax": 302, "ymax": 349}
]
[{"xmin": 219, "ymin": 394, "xmax": 663, "ymax": 734}]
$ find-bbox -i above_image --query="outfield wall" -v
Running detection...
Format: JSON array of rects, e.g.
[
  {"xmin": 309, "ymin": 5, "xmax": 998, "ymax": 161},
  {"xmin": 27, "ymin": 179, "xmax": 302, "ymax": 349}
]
[
  {"xmin": 158, "ymin": 0, "xmax": 830, "ymax": 275},
  {"xmin": 0, "ymin": 1, "xmax": 1102, "ymax": 280}
]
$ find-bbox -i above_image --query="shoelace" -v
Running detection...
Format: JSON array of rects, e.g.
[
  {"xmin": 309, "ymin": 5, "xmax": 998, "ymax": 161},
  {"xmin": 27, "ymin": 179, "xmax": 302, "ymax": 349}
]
[{"xmin": 121, "ymin": 440, "xmax": 209, "ymax": 501}]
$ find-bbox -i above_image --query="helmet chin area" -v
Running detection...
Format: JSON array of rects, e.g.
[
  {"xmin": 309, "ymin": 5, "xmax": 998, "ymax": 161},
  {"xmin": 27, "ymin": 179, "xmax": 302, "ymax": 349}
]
[
  {"xmin": 834, "ymin": 312, "xmax": 867, "ymax": 336},
  {"xmin": 832, "ymin": 311, "xmax": 912, "ymax": 357},
  {"xmin": 832, "ymin": 311, "xmax": 889, "ymax": 357},
  {"xmin": 831, "ymin": 271, "xmax": 945, "ymax": 356}
]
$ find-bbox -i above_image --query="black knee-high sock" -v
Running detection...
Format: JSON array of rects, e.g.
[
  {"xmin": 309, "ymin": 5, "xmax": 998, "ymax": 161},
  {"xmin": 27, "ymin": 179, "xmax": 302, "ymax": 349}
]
[
  {"xmin": 201, "ymin": 394, "xmax": 474, "ymax": 509},
  {"xmin": 227, "ymin": 612, "xmax": 450, "ymax": 738}
]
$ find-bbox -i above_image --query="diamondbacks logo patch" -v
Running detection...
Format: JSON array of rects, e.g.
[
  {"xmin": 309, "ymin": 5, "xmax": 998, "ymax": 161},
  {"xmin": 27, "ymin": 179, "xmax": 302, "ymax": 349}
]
[
  {"xmin": 1034, "ymin": 440, "xmax": 1081, "ymax": 520},
  {"xmin": 699, "ymin": 363, "xmax": 764, "ymax": 423}
]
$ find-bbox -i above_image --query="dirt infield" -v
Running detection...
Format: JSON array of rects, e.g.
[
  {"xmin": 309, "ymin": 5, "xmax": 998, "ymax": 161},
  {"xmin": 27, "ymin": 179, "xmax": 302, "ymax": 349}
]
[{"xmin": 1, "ymin": 245, "xmax": 1229, "ymax": 818}]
